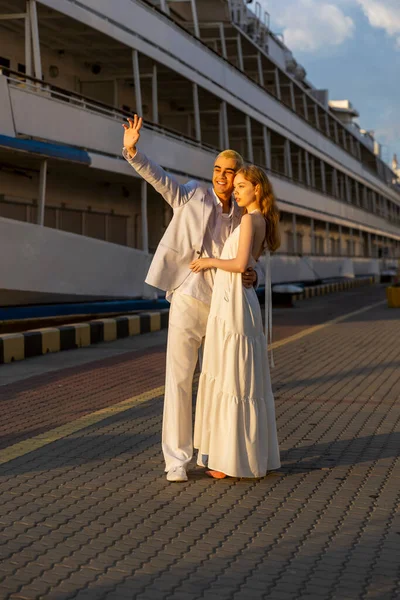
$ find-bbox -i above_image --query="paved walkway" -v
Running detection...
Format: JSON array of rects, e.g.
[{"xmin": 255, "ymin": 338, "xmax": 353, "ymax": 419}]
[{"xmin": 0, "ymin": 286, "xmax": 399, "ymax": 600}]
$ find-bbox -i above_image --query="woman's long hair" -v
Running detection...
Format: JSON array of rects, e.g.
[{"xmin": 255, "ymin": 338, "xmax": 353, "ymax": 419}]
[{"xmin": 237, "ymin": 165, "xmax": 281, "ymax": 252}]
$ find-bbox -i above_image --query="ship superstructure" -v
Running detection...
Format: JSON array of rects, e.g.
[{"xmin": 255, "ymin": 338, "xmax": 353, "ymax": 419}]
[{"xmin": 0, "ymin": 0, "xmax": 399, "ymax": 305}]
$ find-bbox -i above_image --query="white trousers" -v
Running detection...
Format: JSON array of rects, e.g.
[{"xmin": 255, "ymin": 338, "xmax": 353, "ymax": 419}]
[{"xmin": 162, "ymin": 291, "xmax": 210, "ymax": 472}]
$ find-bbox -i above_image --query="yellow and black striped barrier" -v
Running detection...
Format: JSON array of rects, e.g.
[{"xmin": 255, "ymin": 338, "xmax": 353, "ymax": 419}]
[
  {"xmin": 298, "ymin": 276, "xmax": 375, "ymax": 301},
  {"xmin": 0, "ymin": 277, "xmax": 376, "ymax": 365},
  {"xmin": 0, "ymin": 311, "xmax": 169, "ymax": 365}
]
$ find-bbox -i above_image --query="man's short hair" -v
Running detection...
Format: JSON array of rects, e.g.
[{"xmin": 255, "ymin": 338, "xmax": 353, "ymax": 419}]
[{"xmin": 215, "ymin": 149, "xmax": 244, "ymax": 171}]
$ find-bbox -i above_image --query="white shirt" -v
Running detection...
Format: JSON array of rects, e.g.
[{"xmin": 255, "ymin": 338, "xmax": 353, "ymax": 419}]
[{"xmin": 166, "ymin": 189, "xmax": 234, "ymax": 305}]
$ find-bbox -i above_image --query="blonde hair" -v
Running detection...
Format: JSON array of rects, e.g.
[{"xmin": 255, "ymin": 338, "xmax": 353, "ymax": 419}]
[
  {"xmin": 236, "ymin": 165, "xmax": 281, "ymax": 252},
  {"xmin": 215, "ymin": 149, "xmax": 244, "ymax": 171}
]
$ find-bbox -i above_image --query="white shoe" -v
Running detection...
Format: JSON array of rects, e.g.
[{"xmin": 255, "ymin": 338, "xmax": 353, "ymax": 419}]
[{"xmin": 166, "ymin": 466, "xmax": 188, "ymax": 482}]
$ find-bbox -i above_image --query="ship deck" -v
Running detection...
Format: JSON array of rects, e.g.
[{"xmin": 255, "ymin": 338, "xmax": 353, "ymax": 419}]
[{"xmin": 0, "ymin": 284, "xmax": 399, "ymax": 600}]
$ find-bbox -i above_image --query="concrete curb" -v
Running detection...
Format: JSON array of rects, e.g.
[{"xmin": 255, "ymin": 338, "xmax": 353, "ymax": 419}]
[
  {"xmin": 0, "ymin": 277, "xmax": 375, "ymax": 364},
  {"xmin": 0, "ymin": 311, "xmax": 169, "ymax": 364},
  {"xmin": 296, "ymin": 275, "xmax": 375, "ymax": 301}
]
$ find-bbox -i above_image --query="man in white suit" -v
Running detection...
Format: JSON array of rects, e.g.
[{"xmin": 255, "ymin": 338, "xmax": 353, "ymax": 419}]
[{"xmin": 123, "ymin": 115, "xmax": 260, "ymax": 482}]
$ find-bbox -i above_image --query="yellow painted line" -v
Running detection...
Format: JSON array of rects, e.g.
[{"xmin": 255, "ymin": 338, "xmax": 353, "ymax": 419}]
[
  {"xmin": 270, "ymin": 299, "xmax": 385, "ymax": 351},
  {"xmin": 0, "ymin": 299, "xmax": 384, "ymax": 466},
  {"xmin": 0, "ymin": 385, "xmax": 164, "ymax": 466}
]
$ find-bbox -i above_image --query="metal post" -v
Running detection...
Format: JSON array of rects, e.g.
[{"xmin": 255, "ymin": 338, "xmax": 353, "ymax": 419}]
[
  {"xmin": 345, "ymin": 175, "xmax": 351, "ymax": 203},
  {"xmin": 305, "ymin": 151, "xmax": 311, "ymax": 187},
  {"xmin": 37, "ymin": 159, "xmax": 47, "ymax": 226},
  {"xmin": 310, "ymin": 156, "xmax": 316, "ymax": 188},
  {"xmin": 24, "ymin": 3, "xmax": 32, "ymax": 77},
  {"xmin": 275, "ymin": 68, "xmax": 281, "ymax": 100},
  {"xmin": 292, "ymin": 213, "xmax": 297, "ymax": 254},
  {"xmin": 334, "ymin": 120, "xmax": 339, "ymax": 144},
  {"xmin": 29, "ymin": 0, "xmax": 42, "ymax": 80},
  {"xmin": 303, "ymin": 95, "xmax": 308, "ymax": 120},
  {"xmin": 326, "ymin": 222, "xmax": 330, "ymax": 255},
  {"xmin": 284, "ymin": 140, "xmax": 293, "ymax": 179},
  {"xmin": 257, "ymin": 52, "xmax": 264, "ymax": 87},
  {"xmin": 355, "ymin": 181, "xmax": 360, "ymax": 206},
  {"xmin": 333, "ymin": 168, "xmax": 339, "ymax": 197},
  {"xmin": 190, "ymin": 0, "xmax": 200, "ymax": 38},
  {"xmin": 219, "ymin": 23, "xmax": 227, "ymax": 58},
  {"xmin": 310, "ymin": 218, "xmax": 315, "ymax": 255},
  {"xmin": 132, "ymin": 49, "xmax": 142, "ymax": 115},
  {"xmin": 237, "ymin": 34, "xmax": 244, "ymax": 70},
  {"xmin": 349, "ymin": 227, "xmax": 353, "ymax": 256},
  {"xmin": 160, "ymin": 0, "xmax": 169, "ymax": 13},
  {"xmin": 193, "ymin": 83, "xmax": 201, "ymax": 142},
  {"xmin": 298, "ymin": 149, "xmax": 302, "ymax": 182},
  {"xmin": 263, "ymin": 126, "xmax": 271, "ymax": 170},
  {"xmin": 290, "ymin": 82, "xmax": 296, "ymax": 111},
  {"xmin": 321, "ymin": 161, "xmax": 326, "ymax": 194},
  {"xmin": 152, "ymin": 64, "xmax": 158, "ymax": 123},
  {"xmin": 141, "ymin": 180, "xmax": 148, "ymax": 253},
  {"xmin": 245, "ymin": 115, "xmax": 253, "ymax": 162}
]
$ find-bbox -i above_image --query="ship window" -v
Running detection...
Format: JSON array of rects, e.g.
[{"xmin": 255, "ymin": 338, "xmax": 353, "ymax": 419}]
[
  {"xmin": 44, "ymin": 207, "xmax": 57, "ymax": 229},
  {"xmin": 86, "ymin": 211, "xmax": 106, "ymax": 241},
  {"xmin": 60, "ymin": 208, "xmax": 82, "ymax": 235},
  {"xmin": 0, "ymin": 56, "xmax": 10, "ymax": 68},
  {"xmin": 297, "ymin": 233, "xmax": 303, "ymax": 254},
  {"xmin": 108, "ymin": 214, "xmax": 128, "ymax": 246},
  {"xmin": 315, "ymin": 236, "xmax": 325, "ymax": 255},
  {"xmin": 0, "ymin": 198, "xmax": 28, "ymax": 222}
]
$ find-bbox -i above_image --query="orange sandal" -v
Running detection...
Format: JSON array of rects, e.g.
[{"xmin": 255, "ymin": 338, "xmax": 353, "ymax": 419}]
[{"xmin": 205, "ymin": 470, "xmax": 227, "ymax": 479}]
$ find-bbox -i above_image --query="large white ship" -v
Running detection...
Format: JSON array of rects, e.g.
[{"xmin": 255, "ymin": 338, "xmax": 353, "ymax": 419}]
[{"xmin": 1, "ymin": 0, "xmax": 399, "ymax": 306}]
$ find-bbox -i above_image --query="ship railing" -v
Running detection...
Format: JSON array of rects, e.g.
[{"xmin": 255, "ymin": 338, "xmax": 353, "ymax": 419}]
[
  {"xmin": 228, "ymin": 0, "xmax": 270, "ymax": 51},
  {"xmin": 2, "ymin": 68, "xmax": 399, "ymax": 219},
  {"xmin": 0, "ymin": 67, "xmax": 217, "ymax": 155}
]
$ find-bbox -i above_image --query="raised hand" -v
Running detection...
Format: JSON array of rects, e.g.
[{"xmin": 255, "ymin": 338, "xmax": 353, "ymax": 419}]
[{"xmin": 122, "ymin": 114, "xmax": 143, "ymax": 158}]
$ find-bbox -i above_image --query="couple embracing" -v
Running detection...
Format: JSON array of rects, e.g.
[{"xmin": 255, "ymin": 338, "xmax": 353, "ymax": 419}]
[{"xmin": 123, "ymin": 115, "xmax": 280, "ymax": 482}]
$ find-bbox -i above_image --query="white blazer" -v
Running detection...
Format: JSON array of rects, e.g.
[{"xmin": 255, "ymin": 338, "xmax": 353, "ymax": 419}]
[{"xmin": 124, "ymin": 149, "xmax": 261, "ymax": 292}]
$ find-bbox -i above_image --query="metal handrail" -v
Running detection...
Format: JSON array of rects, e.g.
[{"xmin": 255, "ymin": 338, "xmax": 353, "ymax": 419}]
[
  {"xmin": 1, "ymin": 67, "xmax": 217, "ymax": 154},
  {"xmin": 2, "ymin": 69, "xmax": 398, "ymax": 228}
]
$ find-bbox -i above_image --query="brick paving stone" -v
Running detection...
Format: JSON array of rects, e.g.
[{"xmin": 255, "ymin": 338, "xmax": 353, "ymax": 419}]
[{"xmin": 0, "ymin": 287, "xmax": 399, "ymax": 600}]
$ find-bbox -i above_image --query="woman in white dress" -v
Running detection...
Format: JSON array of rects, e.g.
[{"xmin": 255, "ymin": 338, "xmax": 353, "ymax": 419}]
[{"xmin": 189, "ymin": 165, "xmax": 281, "ymax": 479}]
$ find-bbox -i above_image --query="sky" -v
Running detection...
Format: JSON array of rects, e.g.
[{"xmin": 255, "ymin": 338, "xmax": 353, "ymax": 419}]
[{"xmin": 249, "ymin": 0, "xmax": 400, "ymax": 168}]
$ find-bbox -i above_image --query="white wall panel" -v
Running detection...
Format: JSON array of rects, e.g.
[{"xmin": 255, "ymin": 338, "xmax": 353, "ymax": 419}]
[
  {"xmin": 0, "ymin": 76, "xmax": 16, "ymax": 137},
  {"xmin": 258, "ymin": 255, "xmax": 383, "ymax": 285},
  {"xmin": 0, "ymin": 216, "xmax": 152, "ymax": 302}
]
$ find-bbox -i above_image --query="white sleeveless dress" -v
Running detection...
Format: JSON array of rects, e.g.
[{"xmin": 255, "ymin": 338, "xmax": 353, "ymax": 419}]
[{"xmin": 194, "ymin": 225, "xmax": 281, "ymax": 478}]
